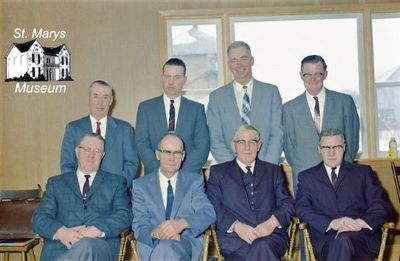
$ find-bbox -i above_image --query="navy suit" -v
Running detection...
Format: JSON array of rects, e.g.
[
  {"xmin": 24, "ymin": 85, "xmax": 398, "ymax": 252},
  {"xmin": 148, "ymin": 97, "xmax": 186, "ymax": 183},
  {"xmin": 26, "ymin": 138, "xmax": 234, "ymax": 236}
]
[
  {"xmin": 295, "ymin": 161, "xmax": 392, "ymax": 260},
  {"xmin": 132, "ymin": 171, "xmax": 216, "ymax": 260},
  {"xmin": 135, "ymin": 95, "xmax": 210, "ymax": 174},
  {"xmin": 207, "ymin": 159, "xmax": 294, "ymax": 260},
  {"xmin": 32, "ymin": 170, "xmax": 132, "ymax": 261},
  {"xmin": 283, "ymin": 88, "xmax": 359, "ymax": 190},
  {"xmin": 207, "ymin": 79, "xmax": 283, "ymax": 165},
  {"xmin": 60, "ymin": 116, "xmax": 139, "ymax": 187}
]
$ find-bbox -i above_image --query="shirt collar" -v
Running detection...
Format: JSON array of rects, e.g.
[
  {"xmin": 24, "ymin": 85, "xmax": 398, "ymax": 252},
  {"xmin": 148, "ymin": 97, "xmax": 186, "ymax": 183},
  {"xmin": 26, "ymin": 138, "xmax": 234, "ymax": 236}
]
[
  {"xmin": 89, "ymin": 115, "xmax": 107, "ymax": 127},
  {"xmin": 158, "ymin": 169, "xmax": 179, "ymax": 184},
  {"xmin": 163, "ymin": 93, "xmax": 181, "ymax": 104},
  {"xmin": 233, "ymin": 78, "xmax": 253, "ymax": 92},
  {"xmin": 236, "ymin": 158, "xmax": 255, "ymax": 173},
  {"xmin": 76, "ymin": 168, "xmax": 97, "ymax": 180}
]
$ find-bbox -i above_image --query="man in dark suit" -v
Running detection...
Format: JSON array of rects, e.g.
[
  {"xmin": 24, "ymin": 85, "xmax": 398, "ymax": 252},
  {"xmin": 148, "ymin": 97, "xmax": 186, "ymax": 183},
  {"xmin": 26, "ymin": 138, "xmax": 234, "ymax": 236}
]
[
  {"xmin": 32, "ymin": 133, "xmax": 132, "ymax": 261},
  {"xmin": 207, "ymin": 41, "xmax": 283, "ymax": 165},
  {"xmin": 295, "ymin": 128, "xmax": 392, "ymax": 261},
  {"xmin": 136, "ymin": 58, "xmax": 210, "ymax": 175},
  {"xmin": 207, "ymin": 125, "xmax": 294, "ymax": 261},
  {"xmin": 132, "ymin": 134, "xmax": 216, "ymax": 260},
  {"xmin": 60, "ymin": 80, "xmax": 139, "ymax": 187},
  {"xmin": 283, "ymin": 55, "xmax": 359, "ymax": 192}
]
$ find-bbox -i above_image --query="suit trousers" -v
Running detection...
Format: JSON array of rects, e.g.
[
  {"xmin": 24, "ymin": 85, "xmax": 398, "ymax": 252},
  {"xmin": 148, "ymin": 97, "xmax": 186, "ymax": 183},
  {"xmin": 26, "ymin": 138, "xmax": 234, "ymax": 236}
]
[
  {"xmin": 223, "ymin": 233, "xmax": 287, "ymax": 261},
  {"xmin": 56, "ymin": 238, "xmax": 113, "ymax": 261}
]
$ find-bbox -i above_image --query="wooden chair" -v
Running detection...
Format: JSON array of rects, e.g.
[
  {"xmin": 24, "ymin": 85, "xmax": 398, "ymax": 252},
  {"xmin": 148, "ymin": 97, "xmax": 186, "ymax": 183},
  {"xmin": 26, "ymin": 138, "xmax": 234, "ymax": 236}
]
[
  {"xmin": 118, "ymin": 228, "xmax": 139, "ymax": 261},
  {"xmin": 391, "ymin": 161, "xmax": 400, "ymax": 201},
  {"xmin": 203, "ymin": 217, "xmax": 300, "ymax": 261},
  {"xmin": 299, "ymin": 221, "xmax": 395, "ymax": 261},
  {"xmin": 203, "ymin": 224, "xmax": 223, "ymax": 261},
  {"xmin": 0, "ymin": 185, "xmax": 42, "ymax": 261}
]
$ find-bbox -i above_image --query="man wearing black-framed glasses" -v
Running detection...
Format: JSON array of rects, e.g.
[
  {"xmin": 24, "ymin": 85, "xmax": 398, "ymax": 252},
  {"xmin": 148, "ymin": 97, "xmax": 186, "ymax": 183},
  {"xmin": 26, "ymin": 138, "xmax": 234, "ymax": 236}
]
[{"xmin": 295, "ymin": 128, "xmax": 392, "ymax": 261}]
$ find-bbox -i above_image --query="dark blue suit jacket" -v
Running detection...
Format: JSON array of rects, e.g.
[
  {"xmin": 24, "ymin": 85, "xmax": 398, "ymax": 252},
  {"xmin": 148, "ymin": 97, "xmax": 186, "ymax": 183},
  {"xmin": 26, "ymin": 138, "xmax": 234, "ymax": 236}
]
[
  {"xmin": 135, "ymin": 95, "xmax": 210, "ymax": 174},
  {"xmin": 32, "ymin": 170, "xmax": 132, "ymax": 261},
  {"xmin": 207, "ymin": 159, "xmax": 294, "ymax": 255},
  {"xmin": 60, "ymin": 116, "xmax": 139, "ymax": 187},
  {"xmin": 295, "ymin": 161, "xmax": 392, "ymax": 256}
]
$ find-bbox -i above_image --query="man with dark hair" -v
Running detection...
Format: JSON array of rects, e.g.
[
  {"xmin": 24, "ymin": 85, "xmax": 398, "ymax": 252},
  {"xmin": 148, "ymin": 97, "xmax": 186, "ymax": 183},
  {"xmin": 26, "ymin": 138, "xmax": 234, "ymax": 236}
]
[
  {"xmin": 283, "ymin": 55, "xmax": 360, "ymax": 192},
  {"xmin": 136, "ymin": 58, "xmax": 210, "ymax": 174},
  {"xmin": 207, "ymin": 125, "xmax": 294, "ymax": 260},
  {"xmin": 295, "ymin": 128, "xmax": 392, "ymax": 261},
  {"xmin": 60, "ymin": 80, "xmax": 139, "ymax": 187},
  {"xmin": 33, "ymin": 133, "xmax": 132, "ymax": 261},
  {"xmin": 207, "ymin": 41, "xmax": 283, "ymax": 165},
  {"xmin": 132, "ymin": 134, "xmax": 215, "ymax": 260}
]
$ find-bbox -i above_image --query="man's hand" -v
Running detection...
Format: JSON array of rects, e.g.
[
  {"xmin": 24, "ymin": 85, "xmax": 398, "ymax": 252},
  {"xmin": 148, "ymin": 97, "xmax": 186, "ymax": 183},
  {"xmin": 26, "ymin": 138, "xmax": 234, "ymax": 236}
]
[
  {"xmin": 54, "ymin": 225, "xmax": 85, "ymax": 248},
  {"xmin": 255, "ymin": 216, "xmax": 279, "ymax": 237},
  {"xmin": 233, "ymin": 222, "xmax": 258, "ymax": 245},
  {"xmin": 77, "ymin": 226, "xmax": 103, "ymax": 238},
  {"xmin": 152, "ymin": 219, "xmax": 188, "ymax": 240},
  {"xmin": 329, "ymin": 217, "xmax": 363, "ymax": 236}
]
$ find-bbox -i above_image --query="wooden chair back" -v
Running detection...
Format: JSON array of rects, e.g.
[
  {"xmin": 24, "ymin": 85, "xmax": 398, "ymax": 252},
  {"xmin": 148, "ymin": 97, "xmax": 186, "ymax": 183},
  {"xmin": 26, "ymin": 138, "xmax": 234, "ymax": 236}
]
[{"xmin": 391, "ymin": 161, "xmax": 400, "ymax": 201}]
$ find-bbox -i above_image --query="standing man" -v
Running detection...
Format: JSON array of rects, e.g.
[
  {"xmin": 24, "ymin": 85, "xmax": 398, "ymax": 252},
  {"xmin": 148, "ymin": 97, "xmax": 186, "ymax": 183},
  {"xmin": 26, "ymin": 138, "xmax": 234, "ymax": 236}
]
[
  {"xmin": 283, "ymin": 55, "xmax": 359, "ymax": 191},
  {"xmin": 132, "ymin": 134, "xmax": 216, "ymax": 260},
  {"xmin": 295, "ymin": 128, "xmax": 392, "ymax": 261},
  {"xmin": 207, "ymin": 125, "xmax": 294, "ymax": 260},
  {"xmin": 33, "ymin": 133, "xmax": 132, "ymax": 261},
  {"xmin": 136, "ymin": 58, "xmax": 210, "ymax": 175},
  {"xmin": 60, "ymin": 80, "xmax": 139, "ymax": 187},
  {"xmin": 207, "ymin": 41, "xmax": 283, "ymax": 164}
]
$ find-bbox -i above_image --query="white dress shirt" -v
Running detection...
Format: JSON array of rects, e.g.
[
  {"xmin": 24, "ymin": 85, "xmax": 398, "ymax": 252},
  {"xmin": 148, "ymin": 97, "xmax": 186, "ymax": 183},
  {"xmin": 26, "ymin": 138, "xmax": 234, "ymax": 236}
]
[
  {"xmin": 163, "ymin": 94, "xmax": 181, "ymax": 130},
  {"xmin": 89, "ymin": 115, "xmax": 107, "ymax": 139},
  {"xmin": 306, "ymin": 87, "xmax": 326, "ymax": 131},
  {"xmin": 158, "ymin": 170, "xmax": 178, "ymax": 209}
]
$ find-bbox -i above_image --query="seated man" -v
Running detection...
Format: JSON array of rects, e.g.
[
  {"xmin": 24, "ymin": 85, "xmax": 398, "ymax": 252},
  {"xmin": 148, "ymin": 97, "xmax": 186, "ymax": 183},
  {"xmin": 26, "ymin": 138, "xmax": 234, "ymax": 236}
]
[
  {"xmin": 295, "ymin": 128, "xmax": 393, "ymax": 261},
  {"xmin": 32, "ymin": 133, "xmax": 132, "ymax": 261},
  {"xmin": 131, "ymin": 134, "xmax": 216, "ymax": 261},
  {"xmin": 207, "ymin": 125, "xmax": 294, "ymax": 261}
]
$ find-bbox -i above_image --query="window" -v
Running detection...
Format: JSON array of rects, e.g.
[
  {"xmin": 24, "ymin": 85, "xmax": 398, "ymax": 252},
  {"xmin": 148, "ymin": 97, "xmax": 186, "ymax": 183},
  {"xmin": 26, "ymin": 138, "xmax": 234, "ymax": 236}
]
[
  {"xmin": 166, "ymin": 19, "xmax": 224, "ymax": 105},
  {"xmin": 372, "ymin": 14, "xmax": 400, "ymax": 156}
]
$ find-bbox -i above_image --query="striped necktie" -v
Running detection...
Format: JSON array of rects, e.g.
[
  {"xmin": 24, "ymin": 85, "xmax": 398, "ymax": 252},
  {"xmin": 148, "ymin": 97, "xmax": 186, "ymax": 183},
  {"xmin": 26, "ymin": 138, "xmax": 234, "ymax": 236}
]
[
  {"xmin": 168, "ymin": 100, "xmax": 175, "ymax": 132},
  {"xmin": 313, "ymin": 96, "xmax": 320, "ymax": 133},
  {"xmin": 242, "ymin": 86, "xmax": 250, "ymax": 125}
]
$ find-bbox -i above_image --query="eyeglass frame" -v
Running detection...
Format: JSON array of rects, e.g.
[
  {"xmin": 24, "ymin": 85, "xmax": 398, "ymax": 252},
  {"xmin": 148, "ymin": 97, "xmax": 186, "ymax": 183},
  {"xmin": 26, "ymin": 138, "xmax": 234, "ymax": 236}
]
[
  {"xmin": 78, "ymin": 146, "xmax": 104, "ymax": 155},
  {"xmin": 233, "ymin": 139, "xmax": 260, "ymax": 146},
  {"xmin": 157, "ymin": 149, "xmax": 185, "ymax": 156},
  {"xmin": 319, "ymin": 144, "xmax": 345, "ymax": 152},
  {"xmin": 301, "ymin": 72, "xmax": 325, "ymax": 79}
]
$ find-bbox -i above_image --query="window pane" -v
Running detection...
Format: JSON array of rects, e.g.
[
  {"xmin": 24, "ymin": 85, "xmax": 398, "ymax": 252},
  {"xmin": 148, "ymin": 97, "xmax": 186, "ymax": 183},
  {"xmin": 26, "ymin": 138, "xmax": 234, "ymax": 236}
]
[
  {"xmin": 377, "ymin": 86, "xmax": 400, "ymax": 152},
  {"xmin": 233, "ymin": 14, "xmax": 364, "ymax": 156},
  {"xmin": 167, "ymin": 20, "xmax": 223, "ymax": 104},
  {"xmin": 372, "ymin": 17, "xmax": 400, "ymax": 82}
]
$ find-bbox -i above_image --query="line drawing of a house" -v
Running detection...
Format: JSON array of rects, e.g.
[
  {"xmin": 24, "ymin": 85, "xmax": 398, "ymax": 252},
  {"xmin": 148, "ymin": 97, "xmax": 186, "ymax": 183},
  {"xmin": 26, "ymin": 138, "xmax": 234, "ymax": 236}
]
[{"xmin": 5, "ymin": 39, "xmax": 72, "ymax": 81}]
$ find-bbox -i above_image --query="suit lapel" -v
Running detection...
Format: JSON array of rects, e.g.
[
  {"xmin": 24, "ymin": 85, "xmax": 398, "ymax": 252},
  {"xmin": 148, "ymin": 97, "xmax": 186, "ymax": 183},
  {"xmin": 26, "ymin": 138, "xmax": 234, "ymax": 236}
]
[
  {"xmin": 175, "ymin": 97, "xmax": 187, "ymax": 132},
  {"xmin": 250, "ymin": 81, "xmax": 263, "ymax": 124},
  {"xmin": 87, "ymin": 170, "xmax": 106, "ymax": 200},
  {"xmin": 80, "ymin": 116, "xmax": 93, "ymax": 135},
  {"xmin": 299, "ymin": 93, "xmax": 319, "ymax": 136},
  {"xmin": 170, "ymin": 171, "xmax": 188, "ymax": 220},
  {"xmin": 226, "ymin": 82, "xmax": 242, "ymax": 125},
  {"xmin": 64, "ymin": 172, "xmax": 82, "ymax": 199},
  {"xmin": 321, "ymin": 89, "xmax": 333, "ymax": 130},
  {"xmin": 334, "ymin": 161, "xmax": 348, "ymax": 189},
  {"xmin": 315, "ymin": 162, "xmax": 334, "ymax": 188},
  {"xmin": 156, "ymin": 96, "xmax": 169, "ymax": 133},
  {"xmin": 149, "ymin": 173, "xmax": 166, "ymax": 221},
  {"xmin": 105, "ymin": 116, "xmax": 117, "ymax": 150}
]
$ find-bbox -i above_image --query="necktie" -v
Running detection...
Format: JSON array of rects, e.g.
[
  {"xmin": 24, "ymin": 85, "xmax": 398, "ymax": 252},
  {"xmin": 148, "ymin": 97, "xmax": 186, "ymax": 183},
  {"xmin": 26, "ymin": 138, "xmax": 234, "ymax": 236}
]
[
  {"xmin": 96, "ymin": 121, "xmax": 101, "ymax": 136},
  {"xmin": 245, "ymin": 166, "xmax": 252, "ymax": 175},
  {"xmin": 82, "ymin": 174, "xmax": 90, "ymax": 201},
  {"xmin": 242, "ymin": 86, "xmax": 251, "ymax": 125},
  {"xmin": 168, "ymin": 100, "xmax": 175, "ymax": 132},
  {"xmin": 330, "ymin": 167, "xmax": 337, "ymax": 185},
  {"xmin": 165, "ymin": 180, "xmax": 174, "ymax": 220},
  {"xmin": 313, "ymin": 96, "xmax": 321, "ymax": 133}
]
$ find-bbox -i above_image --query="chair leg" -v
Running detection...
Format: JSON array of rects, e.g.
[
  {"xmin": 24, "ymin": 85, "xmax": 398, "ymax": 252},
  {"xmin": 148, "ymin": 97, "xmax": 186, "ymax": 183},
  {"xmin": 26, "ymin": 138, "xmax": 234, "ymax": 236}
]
[
  {"xmin": 377, "ymin": 227, "xmax": 389, "ymax": 261},
  {"xmin": 4, "ymin": 252, "xmax": 10, "ymax": 261},
  {"xmin": 210, "ymin": 225, "xmax": 222, "ymax": 261},
  {"xmin": 203, "ymin": 230, "xmax": 210, "ymax": 261},
  {"xmin": 28, "ymin": 248, "xmax": 37, "ymax": 261},
  {"xmin": 22, "ymin": 251, "xmax": 27, "ymax": 261},
  {"xmin": 118, "ymin": 236, "xmax": 128, "ymax": 261}
]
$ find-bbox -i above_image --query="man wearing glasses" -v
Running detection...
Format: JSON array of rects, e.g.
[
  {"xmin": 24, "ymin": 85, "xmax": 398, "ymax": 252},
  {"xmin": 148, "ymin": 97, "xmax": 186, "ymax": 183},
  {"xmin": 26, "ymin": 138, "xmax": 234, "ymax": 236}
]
[
  {"xmin": 283, "ymin": 55, "xmax": 360, "ymax": 193},
  {"xmin": 295, "ymin": 128, "xmax": 392, "ymax": 261},
  {"xmin": 207, "ymin": 125, "xmax": 294, "ymax": 260},
  {"xmin": 132, "ymin": 134, "xmax": 215, "ymax": 260},
  {"xmin": 33, "ymin": 133, "xmax": 132, "ymax": 261},
  {"xmin": 136, "ymin": 58, "xmax": 209, "ymax": 175}
]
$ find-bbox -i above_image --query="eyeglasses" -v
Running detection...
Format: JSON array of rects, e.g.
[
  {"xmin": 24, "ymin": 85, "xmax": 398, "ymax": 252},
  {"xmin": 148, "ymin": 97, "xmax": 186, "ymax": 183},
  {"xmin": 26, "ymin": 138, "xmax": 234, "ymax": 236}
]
[
  {"xmin": 78, "ymin": 146, "xmax": 103, "ymax": 154},
  {"xmin": 302, "ymin": 72, "xmax": 325, "ymax": 79},
  {"xmin": 157, "ymin": 149, "xmax": 184, "ymax": 156},
  {"xmin": 233, "ymin": 139, "xmax": 259, "ymax": 146},
  {"xmin": 319, "ymin": 145, "xmax": 345, "ymax": 152}
]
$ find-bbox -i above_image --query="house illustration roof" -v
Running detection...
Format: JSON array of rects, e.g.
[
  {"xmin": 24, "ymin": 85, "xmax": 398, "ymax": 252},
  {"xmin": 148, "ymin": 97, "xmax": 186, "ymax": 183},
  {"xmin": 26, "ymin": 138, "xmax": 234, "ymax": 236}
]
[
  {"xmin": 14, "ymin": 39, "xmax": 37, "ymax": 52},
  {"xmin": 43, "ymin": 44, "xmax": 67, "ymax": 56}
]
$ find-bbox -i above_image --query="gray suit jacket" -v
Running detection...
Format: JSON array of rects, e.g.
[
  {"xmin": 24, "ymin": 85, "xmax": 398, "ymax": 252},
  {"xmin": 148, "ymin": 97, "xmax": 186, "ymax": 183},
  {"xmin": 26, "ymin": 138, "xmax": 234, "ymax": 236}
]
[
  {"xmin": 32, "ymin": 170, "xmax": 132, "ymax": 261},
  {"xmin": 131, "ymin": 171, "xmax": 216, "ymax": 261},
  {"xmin": 60, "ymin": 116, "xmax": 139, "ymax": 187},
  {"xmin": 135, "ymin": 95, "xmax": 210, "ymax": 174},
  {"xmin": 283, "ymin": 88, "xmax": 360, "ymax": 185},
  {"xmin": 207, "ymin": 79, "xmax": 283, "ymax": 164}
]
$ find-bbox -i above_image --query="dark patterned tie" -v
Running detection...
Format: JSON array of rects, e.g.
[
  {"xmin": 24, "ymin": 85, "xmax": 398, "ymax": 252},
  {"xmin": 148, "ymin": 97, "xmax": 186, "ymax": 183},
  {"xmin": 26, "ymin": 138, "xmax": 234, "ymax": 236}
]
[
  {"xmin": 82, "ymin": 174, "xmax": 90, "ymax": 201},
  {"xmin": 242, "ymin": 86, "xmax": 251, "ymax": 125},
  {"xmin": 331, "ymin": 167, "xmax": 337, "ymax": 185},
  {"xmin": 168, "ymin": 100, "xmax": 175, "ymax": 132},
  {"xmin": 245, "ymin": 166, "xmax": 252, "ymax": 175},
  {"xmin": 96, "ymin": 121, "xmax": 101, "ymax": 136},
  {"xmin": 165, "ymin": 180, "xmax": 174, "ymax": 220},
  {"xmin": 313, "ymin": 96, "xmax": 321, "ymax": 133}
]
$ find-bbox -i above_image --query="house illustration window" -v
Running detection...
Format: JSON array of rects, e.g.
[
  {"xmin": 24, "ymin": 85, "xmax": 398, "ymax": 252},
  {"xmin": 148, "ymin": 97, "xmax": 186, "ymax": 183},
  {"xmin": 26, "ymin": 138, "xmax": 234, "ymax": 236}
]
[
  {"xmin": 32, "ymin": 53, "xmax": 35, "ymax": 63},
  {"xmin": 32, "ymin": 67, "xmax": 35, "ymax": 78}
]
